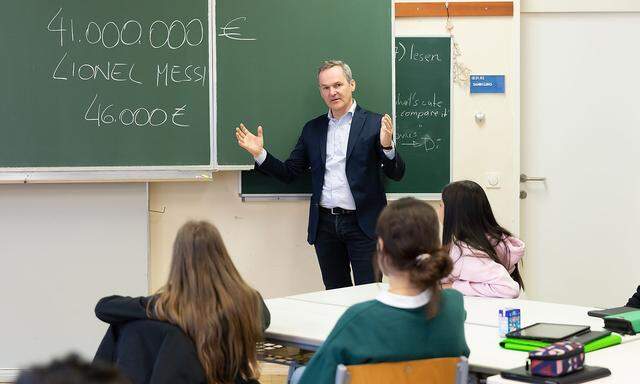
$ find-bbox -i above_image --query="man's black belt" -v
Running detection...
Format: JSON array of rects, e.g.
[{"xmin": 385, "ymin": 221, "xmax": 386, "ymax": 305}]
[{"xmin": 320, "ymin": 206, "xmax": 356, "ymax": 215}]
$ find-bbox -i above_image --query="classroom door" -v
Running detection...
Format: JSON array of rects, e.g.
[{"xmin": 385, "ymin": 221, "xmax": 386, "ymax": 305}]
[{"xmin": 519, "ymin": 12, "xmax": 640, "ymax": 308}]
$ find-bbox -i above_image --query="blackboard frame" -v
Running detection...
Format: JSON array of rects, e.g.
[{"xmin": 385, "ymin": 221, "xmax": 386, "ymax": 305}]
[{"xmin": 0, "ymin": 0, "xmax": 215, "ymax": 182}]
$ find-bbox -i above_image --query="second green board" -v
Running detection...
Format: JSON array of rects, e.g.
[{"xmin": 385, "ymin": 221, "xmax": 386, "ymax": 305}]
[{"xmin": 385, "ymin": 36, "xmax": 451, "ymax": 194}]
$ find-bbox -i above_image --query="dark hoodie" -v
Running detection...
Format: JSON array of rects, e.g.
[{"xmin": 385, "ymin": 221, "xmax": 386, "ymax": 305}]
[
  {"xmin": 627, "ymin": 286, "xmax": 640, "ymax": 308},
  {"xmin": 94, "ymin": 294, "xmax": 270, "ymax": 384}
]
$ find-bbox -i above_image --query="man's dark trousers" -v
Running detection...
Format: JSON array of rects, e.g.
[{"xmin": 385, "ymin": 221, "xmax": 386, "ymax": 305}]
[{"xmin": 314, "ymin": 210, "xmax": 379, "ymax": 289}]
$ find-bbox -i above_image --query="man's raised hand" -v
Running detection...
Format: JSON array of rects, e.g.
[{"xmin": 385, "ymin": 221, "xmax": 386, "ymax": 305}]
[
  {"xmin": 380, "ymin": 114, "xmax": 393, "ymax": 148},
  {"xmin": 235, "ymin": 123, "xmax": 264, "ymax": 157}
]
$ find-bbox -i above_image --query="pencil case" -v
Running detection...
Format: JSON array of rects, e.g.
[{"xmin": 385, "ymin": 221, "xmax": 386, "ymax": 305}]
[{"xmin": 528, "ymin": 341, "xmax": 584, "ymax": 377}]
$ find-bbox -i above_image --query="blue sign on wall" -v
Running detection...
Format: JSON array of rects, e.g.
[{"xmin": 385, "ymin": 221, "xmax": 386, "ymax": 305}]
[{"xmin": 470, "ymin": 75, "xmax": 505, "ymax": 94}]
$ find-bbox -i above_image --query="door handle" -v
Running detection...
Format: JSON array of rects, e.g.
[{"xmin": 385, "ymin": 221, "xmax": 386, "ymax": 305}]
[{"xmin": 520, "ymin": 173, "xmax": 546, "ymax": 183}]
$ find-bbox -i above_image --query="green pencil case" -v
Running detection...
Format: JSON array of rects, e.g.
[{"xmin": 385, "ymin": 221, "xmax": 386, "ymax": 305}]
[
  {"xmin": 604, "ymin": 310, "xmax": 640, "ymax": 335},
  {"xmin": 500, "ymin": 334, "xmax": 622, "ymax": 352}
]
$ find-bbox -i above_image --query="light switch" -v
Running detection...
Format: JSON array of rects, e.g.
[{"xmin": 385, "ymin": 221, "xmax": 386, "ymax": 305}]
[{"xmin": 485, "ymin": 172, "xmax": 501, "ymax": 189}]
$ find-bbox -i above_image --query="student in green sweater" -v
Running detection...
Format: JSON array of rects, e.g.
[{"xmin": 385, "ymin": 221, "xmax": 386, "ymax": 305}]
[{"xmin": 297, "ymin": 197, "xmax": 470, "ymax": 384}]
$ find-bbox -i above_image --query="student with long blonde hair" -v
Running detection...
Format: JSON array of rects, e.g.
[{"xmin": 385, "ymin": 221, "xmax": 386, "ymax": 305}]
[{"xmin": 95, "ymin": 220, "xmax": 269, "ymax": 384}]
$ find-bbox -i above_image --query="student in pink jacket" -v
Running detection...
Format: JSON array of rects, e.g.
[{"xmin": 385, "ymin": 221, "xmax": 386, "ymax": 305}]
[{"xmin": 439, "ymin": 180, "xmax": 525, "ymax": 298}]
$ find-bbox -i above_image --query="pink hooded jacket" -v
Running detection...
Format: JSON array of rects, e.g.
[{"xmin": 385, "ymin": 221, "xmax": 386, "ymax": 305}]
[{"xmin": 442, "ymin": 236, "xmax": 525, "ymax": 298}]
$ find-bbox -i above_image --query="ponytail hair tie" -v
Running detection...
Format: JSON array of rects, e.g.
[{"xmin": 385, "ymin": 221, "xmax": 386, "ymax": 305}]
[{"xmin": 415, "ymin": 253, "xmax": 431, "ymax": 264}]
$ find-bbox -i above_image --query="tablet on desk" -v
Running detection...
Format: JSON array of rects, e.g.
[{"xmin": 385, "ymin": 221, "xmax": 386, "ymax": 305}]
[{"xmin": 506, "ymin": 323, "xmax": 590, "ymax": 343}]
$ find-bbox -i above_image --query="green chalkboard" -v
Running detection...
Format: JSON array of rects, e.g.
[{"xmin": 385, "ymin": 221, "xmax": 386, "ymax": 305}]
[
  {"xmin": 0, "ymin": 0, "xmax": 210, "ymax": 168},
  {"xmin": 385, "ymin": 36, "xmax": 451, "ymax": 194},
  {"xmin": 218, "ymin": 0, "xmax": 393, "ymax": 171},
  {"xmin": 240, "ymin": 36, "xmax": 451, "ymax": 196}
]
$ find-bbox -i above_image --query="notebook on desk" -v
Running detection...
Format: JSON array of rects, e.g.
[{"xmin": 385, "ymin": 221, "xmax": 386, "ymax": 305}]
[{"xmin": 499, "ymin": 332, "xmax": 621, "ymax": 353}]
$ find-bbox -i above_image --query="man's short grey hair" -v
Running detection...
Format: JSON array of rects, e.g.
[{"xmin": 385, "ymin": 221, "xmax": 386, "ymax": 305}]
[{"xmin": 317, "ymin": 60, "xmax": 353, "ymax": 83}]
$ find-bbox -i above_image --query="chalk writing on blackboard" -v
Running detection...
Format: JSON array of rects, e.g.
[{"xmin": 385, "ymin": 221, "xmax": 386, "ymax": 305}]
[
  {"xmin": 218, "ymin": 17, "xmax": 256, "ymax": 41},
  {"xmin": 47, "ymin": 8, "xmax": 205, "ymax": 49},
  {"xmin": 399, "ymin": 134, "xmax": 443, "ymax": 152},
  {"xmin": 45, "ymin": 7, "xmax": 206, "ymax": 129},
  {"xmin": 396, "ymin": 91, "xmax": 448, "ymax": 119},
  {"xmin": 83, "ymin": 94, "xmax": 190, "ymax": 128},
  {"xmin": 396, "ymin": 42, "xmax": 442, "ymax": 63}
]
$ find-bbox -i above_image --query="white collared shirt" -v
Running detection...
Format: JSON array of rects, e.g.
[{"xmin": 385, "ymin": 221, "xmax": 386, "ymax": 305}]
[
  {"xmin": 320, "ymin": 100, "xmax": 359, "ymax": 209},
  {"xmin": 254, "ymin": 100, "xmax": 395, "ymax": 210},
  {"xmin": 376, "ymin": 287, "xmax": 432, "ymax": 309}
]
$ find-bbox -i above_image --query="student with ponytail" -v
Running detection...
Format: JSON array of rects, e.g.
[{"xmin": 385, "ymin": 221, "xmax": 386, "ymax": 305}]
[
  {"xmin": 440, "ymin": 180, "xmax": 525, "ymax": 298},
  {"xmin": 296, "ymin": 197, "xmax": 469, "ymax": 384}
]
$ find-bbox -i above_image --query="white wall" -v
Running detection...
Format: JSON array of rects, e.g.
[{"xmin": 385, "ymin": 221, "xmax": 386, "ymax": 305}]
[
  {"xmin": 149, "ymin": 174, "xmax": 324, "ymax": 296},
  {"xmin": 0, "ymin": 183, "xmax": 148, "ymax": 380}
]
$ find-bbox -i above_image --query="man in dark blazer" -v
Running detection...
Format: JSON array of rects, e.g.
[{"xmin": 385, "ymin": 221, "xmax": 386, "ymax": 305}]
[{"xmin": 236, "ymin": 60, "xmax": 405, "ymax": 289}]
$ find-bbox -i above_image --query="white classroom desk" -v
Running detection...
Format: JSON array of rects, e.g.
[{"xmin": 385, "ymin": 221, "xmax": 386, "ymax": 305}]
[
  {"xmin": 265, "ymin": 283, "xmax": 640, "ymax": 377},
  {"xmin": 286, "ymin": 283, "xmax": 605, "ymax": 329}
]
